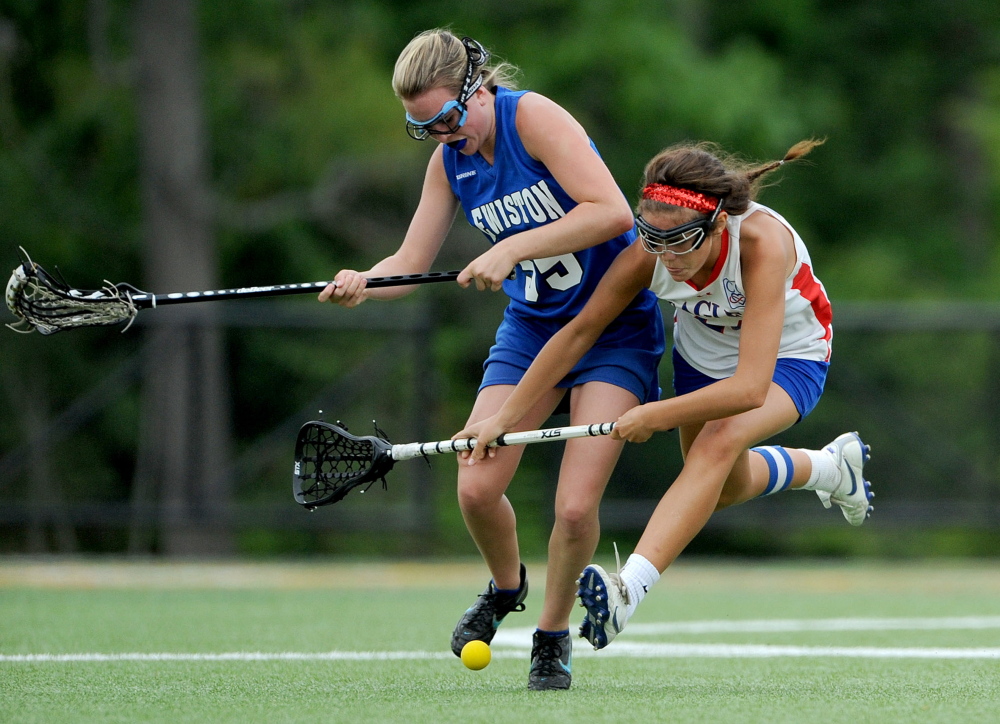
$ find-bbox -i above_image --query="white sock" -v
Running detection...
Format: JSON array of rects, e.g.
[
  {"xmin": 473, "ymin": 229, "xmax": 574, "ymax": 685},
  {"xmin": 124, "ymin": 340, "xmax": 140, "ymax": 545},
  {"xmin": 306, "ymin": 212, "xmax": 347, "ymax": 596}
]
[
  {"xmin": 619, "ymin": 553, "xmax": 660, "ymax": 618},
  {"xmin": 799, "ymin": 448, "xmax": 841, "ymax": 493}
]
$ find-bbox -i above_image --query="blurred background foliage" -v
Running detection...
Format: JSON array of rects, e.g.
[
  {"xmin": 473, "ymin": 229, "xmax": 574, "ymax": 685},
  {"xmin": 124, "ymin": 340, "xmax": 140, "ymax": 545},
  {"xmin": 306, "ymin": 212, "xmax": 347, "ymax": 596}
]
[{"xmin": 1, "ymin": 0, "xmax": 999, "ymax": 557}]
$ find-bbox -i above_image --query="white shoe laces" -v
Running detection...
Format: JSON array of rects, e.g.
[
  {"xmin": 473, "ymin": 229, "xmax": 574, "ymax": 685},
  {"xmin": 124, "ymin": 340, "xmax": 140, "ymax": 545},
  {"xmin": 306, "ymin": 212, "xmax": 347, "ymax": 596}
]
[
  {"xmin": 814, "ymin": 445, "xmax": 840, "ymax": 509},
  {"xmin": 610, "ymin": 542, "xmax": 630, "ymax": 606}
]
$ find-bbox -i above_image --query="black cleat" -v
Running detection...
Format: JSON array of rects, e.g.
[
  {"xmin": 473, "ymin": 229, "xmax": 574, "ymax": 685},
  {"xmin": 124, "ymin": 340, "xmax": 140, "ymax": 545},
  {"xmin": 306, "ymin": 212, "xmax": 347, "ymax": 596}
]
[
  {"xmin": 528, "ymin": 630, "xmax": 572, "ymax": 690},
  {"xmin": 450, "ymin": 563, "xmax": 528, "ymax": 657}
]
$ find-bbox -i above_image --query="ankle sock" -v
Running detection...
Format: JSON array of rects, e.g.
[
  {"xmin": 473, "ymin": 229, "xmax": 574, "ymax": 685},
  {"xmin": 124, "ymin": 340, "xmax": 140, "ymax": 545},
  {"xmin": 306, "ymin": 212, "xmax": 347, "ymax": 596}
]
[
  {"xmin": 800, "ymin": 447, "xmax": 841, "ymax": 493},
  {"xmin": 619, "ymin": 553, "xmax": 660, "ymax": 618},
  {"xmin": 535, "ymin": 628, "xmax": 569, "ymax": 638}
]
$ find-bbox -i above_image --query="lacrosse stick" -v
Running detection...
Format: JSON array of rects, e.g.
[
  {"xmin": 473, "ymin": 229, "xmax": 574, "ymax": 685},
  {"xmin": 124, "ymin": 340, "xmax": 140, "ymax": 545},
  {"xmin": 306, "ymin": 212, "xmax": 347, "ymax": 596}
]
[
  {"xmin": 293, "ymin": 419, "xmax": 617, "ymax": 510},
  {"xmin": 5, "ymin": 249, "xmax": 462, "ymax": 335}
]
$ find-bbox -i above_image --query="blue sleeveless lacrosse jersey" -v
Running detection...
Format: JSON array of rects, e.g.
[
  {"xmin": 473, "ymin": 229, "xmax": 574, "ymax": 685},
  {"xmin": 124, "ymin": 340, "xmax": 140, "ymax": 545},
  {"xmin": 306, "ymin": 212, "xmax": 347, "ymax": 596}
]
[{"xmin": 442, "ymin": 87, "xmax": 664, "ymax": 404}]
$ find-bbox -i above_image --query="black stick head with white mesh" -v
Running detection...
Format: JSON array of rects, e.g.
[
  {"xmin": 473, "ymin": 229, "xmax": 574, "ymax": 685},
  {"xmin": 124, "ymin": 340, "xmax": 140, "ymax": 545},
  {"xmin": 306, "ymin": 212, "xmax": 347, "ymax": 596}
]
[
  {"xmin": 292, "ymin": 420, "xmax": 396, "ymax": 510},
  {"xmin": 6, "ymin": 255, "xmax": 139, "ymax": 335}
]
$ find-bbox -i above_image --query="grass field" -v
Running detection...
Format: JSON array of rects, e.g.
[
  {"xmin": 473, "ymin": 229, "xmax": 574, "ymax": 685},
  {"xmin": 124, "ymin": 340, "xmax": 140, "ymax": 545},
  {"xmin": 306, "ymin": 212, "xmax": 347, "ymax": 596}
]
[{"xmin": 2, "ymin": 558, "xmax": 1000, "ymax": 723}]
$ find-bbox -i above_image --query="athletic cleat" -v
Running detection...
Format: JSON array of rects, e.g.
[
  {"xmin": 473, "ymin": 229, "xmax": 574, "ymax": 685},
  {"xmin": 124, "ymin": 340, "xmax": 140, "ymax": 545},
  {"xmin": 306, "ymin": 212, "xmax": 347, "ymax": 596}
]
[
  {"xmin": 816, "ymin": 431, "xmax": 873, "ymax": 526},
  {"xmin": 450, "ymin": 563, "xmax": 528, "ymax": 657},
  {"xmin": 528, "ymin": 630, "xmax": 572, "ymax": 690},
  {"xmin": 576, "ymin": 557, "xmax": 630, "ymax": 650}
]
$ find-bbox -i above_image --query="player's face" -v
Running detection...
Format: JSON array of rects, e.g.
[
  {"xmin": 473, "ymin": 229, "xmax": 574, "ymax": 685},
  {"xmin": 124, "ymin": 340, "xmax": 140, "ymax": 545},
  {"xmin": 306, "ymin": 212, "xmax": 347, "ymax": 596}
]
[
  {"xmin": 404, "ymin": 86, "xmax": 467, "ymax": 138},
  {"xmin": 642, "ymin": 209, "xmax": 722, "ymax": 282},
  {"xmin": 403, "ymin": 86, "xmax": 488, "ymax": 155}
]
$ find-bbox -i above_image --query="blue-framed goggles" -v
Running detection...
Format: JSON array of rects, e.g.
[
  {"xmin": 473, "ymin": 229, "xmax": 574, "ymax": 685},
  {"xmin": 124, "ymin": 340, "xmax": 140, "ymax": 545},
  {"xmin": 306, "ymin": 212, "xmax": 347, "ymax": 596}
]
[
  {"xmin": 405, "ymin": 99, "xmax": 469, "ymax": 140},
  {"xmin": 404, "ymin": 37, "xmax": 488, "ymax": 141}
]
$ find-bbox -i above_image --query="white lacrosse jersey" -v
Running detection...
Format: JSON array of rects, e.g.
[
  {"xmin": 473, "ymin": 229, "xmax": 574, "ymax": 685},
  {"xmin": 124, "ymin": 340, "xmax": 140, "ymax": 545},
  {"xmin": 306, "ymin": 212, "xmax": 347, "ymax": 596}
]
[{"xmin": 648, "ymin": 201, "xmax": 832, "ymax": 378}]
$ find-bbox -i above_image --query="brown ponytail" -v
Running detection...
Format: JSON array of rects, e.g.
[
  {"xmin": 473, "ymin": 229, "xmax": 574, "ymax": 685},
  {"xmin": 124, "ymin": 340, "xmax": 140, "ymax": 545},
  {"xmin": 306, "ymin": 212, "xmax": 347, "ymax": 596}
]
[{"xmin": 638, "ymin": 138, "xmax": 826, "ymax": 218}]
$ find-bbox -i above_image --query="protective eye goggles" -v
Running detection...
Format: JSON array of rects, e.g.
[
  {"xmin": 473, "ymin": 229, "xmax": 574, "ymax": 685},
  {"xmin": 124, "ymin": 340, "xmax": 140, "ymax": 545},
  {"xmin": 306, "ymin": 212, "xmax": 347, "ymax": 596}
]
[
  {"xmin": 404, "ymin": 37, "xmax": 489, "ymax": 141},
  {"xmin": 405, "ymin": 99, "xmax": 469, "ymax": 140},
  {"xmin": 636, "ymin": 197, "xmax": 725, "ymax": 255}
]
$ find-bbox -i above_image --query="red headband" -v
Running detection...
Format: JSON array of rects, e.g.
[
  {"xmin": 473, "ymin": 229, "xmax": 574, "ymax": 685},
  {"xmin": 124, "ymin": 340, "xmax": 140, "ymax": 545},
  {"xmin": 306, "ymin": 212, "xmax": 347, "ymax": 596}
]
[{"xmin": 642, "ymin": 184, "xmax": 719, "ymax": 214}]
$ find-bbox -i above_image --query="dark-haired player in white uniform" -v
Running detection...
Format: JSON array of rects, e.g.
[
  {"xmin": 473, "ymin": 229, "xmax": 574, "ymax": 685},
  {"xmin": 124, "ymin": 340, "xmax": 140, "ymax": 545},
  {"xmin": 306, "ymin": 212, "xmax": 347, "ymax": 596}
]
[{"xmin": 455, "ymin": 139, "xmax": 873, "ymax": 651}]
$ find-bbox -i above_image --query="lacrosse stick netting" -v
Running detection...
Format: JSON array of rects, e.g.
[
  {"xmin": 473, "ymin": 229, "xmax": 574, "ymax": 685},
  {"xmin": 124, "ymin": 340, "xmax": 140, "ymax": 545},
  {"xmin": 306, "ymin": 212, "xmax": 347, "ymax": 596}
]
[
  {"xmin": 293, "ymin": 419, "xmax": 616, "ymax": 510},
  {"xmin": 6, "ymin": 259, "xmax": 139, "ymax": 335}
]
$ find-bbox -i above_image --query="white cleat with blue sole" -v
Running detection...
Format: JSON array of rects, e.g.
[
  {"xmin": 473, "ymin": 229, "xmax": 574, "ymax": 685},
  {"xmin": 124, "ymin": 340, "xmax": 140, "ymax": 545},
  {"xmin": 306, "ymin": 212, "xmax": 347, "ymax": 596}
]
[
  {"xmin": 576, "ymin": 563, "xmax": 630, "ymax": 650},
  {"xmin": 816, "ymin": 431, "xmax": 874, "ymax": 526}
]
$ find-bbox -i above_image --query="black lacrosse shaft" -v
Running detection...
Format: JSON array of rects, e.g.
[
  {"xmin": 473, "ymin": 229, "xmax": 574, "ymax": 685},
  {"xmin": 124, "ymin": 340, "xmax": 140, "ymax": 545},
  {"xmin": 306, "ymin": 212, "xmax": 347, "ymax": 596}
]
[{"xmin": 126, "ymin": 270, "xmax": 462, "ymax": 309}]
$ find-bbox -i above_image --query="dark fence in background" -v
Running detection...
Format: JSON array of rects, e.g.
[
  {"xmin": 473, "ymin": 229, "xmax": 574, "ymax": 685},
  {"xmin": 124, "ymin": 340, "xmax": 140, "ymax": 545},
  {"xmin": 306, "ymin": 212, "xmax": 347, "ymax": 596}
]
[
  {"xmin": 0, "ymin": 300, "xmax": 440, "ymax": 554},
  {"xmin": 2, "ymin": 300, "xmax": 998, "ymax": 555}
]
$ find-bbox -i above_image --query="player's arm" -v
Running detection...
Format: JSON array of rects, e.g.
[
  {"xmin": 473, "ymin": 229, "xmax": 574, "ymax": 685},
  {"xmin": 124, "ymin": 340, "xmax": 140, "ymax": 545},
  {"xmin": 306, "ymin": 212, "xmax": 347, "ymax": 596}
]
[
  {"xmin": 458, "ymin": 93, "xmax": 634, "ymax": 290},
  {"xmin": 321, "ymin": 145, "xmax": 459, "ymax": 306},
  {"xmin": 613, "ymin": 214, "xmax": 791, "ymax": 442},
  {"xmin": 725, "ymin": 213, "xmax": 793, "ymax": 403},
  {"xmin": 455, "ymin": 243, "xmax": 656, "ymax": 459}
]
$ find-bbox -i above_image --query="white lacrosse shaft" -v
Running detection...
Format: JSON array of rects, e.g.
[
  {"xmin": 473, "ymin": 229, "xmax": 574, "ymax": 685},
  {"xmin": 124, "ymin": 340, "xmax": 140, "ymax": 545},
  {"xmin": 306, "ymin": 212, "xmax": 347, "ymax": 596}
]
[{"xmin": 389, "ymin": 422, "xmax": 616, "ymax": 462}]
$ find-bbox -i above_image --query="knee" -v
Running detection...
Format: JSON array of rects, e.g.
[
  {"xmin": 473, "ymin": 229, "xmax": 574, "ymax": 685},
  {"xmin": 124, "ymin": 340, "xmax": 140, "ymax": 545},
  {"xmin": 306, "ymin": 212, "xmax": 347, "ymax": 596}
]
[
  {"xmin": 553, "ymin": 500, "xmax": 599, "ymax": 540},
  {"xmin": 456, "ymin": 478, "xmax": 501, "ymax": 516},
  {"xmin": 692, "ymin": 419, "xmax": 749, "ymax": 463}
]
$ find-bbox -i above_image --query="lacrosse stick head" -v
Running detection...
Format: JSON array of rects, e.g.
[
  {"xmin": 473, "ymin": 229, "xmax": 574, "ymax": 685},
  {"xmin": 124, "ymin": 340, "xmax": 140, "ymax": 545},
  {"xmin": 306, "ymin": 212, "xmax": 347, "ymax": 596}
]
[
  {"xmin": 293, "ymin": 420, "xmax": 396, "ymax": 510},
  {"xmin": 6, "ymin": 255, "xmax": 138, "ymax": 335}
]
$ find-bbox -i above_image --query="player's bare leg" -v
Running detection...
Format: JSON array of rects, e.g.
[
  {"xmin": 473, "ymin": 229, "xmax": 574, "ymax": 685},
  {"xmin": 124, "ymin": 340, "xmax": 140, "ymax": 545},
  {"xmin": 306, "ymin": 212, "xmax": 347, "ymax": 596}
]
[
  {"xmin": 537, "ymin": 382, "xmax": 635, "ymax": 631},
  {"xmin": 579, "ymin": 382, "xmax": 873, "ymax": 648},
  {"xmin": 713, "ymin": 384, "xmax": 802, "ymax": 507},
  {"xmin": 635, "ymin": 384, "xmax": 800, "ymax": 571},
  {"xmin": 531, "ymin": 381, "xmax": 636, "ymax": 689},
  {"xmin": 451, "ymin": 384, "xmax": 563, "ymax": 656},
  {"xmin": 713, "ymin": 385, "xmax": 873, "ymax": 523},
  {"xmin": 578, "ymin": 383, "xmax": 799, "ymax": 649},
  {"xmin": 456, "ymin": 384, "xmax": 564, "ymax": 587}
]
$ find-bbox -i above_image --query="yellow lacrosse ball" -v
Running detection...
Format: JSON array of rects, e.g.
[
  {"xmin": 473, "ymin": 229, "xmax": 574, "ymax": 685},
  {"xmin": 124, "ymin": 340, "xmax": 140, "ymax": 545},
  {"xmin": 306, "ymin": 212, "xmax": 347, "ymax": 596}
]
[{"xmin": 461, "ymin": 640, "xmax": 491, "ymax": 670}]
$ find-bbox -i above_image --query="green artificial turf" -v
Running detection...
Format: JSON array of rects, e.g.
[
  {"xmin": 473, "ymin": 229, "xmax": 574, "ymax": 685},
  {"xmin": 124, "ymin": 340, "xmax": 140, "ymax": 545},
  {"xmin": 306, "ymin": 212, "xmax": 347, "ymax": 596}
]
[{"xmin": 2, "ymin": 559, "xmax": 999, "ymax": 723}]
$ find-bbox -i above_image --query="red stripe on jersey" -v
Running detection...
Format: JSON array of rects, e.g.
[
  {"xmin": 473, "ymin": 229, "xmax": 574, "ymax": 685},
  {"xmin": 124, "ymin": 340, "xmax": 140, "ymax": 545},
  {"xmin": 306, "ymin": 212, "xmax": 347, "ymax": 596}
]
[
  {"xmin": 686, "ymin": 229, "xmax": 729, "ymax": 291},
  {"xmin": 792, "ymin": 262, "xmax": 833, "ymax": 360}
]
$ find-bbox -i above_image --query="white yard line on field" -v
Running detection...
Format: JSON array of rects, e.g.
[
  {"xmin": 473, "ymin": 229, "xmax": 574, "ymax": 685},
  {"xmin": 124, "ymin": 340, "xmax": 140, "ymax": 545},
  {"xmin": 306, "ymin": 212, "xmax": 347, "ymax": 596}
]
[
  {"xmin": 491, "ymin": 616, "xmax": 1000, "ymax": 645},
  {"xmin": 545, "ymin": 615, "xmax": 1000, "ymax": 637},
  {"xmin": 3, "ymin": 645, "xmax": 1000, "ymax": 663},
  {"xmin": 0, "ymin": 652, "xmax": 459, "ymax": 663},
  {"xmin": 4, "ymin": 616, "xmax": 1000, "ymax": 663},
  {"xmin": 597, "ymin": 643, "xmax": 1000, "ymax": 659}
]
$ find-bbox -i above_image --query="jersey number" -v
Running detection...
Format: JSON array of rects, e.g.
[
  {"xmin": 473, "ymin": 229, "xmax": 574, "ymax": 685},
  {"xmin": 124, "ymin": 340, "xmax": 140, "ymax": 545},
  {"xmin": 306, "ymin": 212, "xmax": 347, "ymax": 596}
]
[{"xmin": 518, "ymin": 253, "xmax": 583, "ymax": 302}]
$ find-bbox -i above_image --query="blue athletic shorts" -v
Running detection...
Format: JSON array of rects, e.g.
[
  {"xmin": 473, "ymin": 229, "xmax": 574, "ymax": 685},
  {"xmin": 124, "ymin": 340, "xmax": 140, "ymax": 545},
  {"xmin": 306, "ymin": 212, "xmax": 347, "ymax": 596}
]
[
  {"xmin": 671, "ymin": 347, "xmax": 828, "ymax": 421},
  {"xmin": 480, "ymin": 307, "xmax": 664, "ymax": 408}
]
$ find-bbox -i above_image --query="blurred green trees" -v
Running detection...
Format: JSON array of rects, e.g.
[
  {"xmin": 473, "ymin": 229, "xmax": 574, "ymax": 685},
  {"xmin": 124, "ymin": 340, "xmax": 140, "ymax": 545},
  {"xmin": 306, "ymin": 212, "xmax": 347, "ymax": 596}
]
[{"xmin": 1, "ymin": 0, "xmax": 999, "ymax": 554}]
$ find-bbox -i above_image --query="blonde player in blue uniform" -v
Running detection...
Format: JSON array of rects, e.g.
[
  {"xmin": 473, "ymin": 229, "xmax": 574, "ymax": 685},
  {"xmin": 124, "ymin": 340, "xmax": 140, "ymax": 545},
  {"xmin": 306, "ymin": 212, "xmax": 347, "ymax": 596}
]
[
  {"xmin": 319, "ymin": 30, "xmax": 663, "ymax": 689},
  {"xmin": 455, "ymin": 139, "xmax": 874, "ymax": 651}
]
